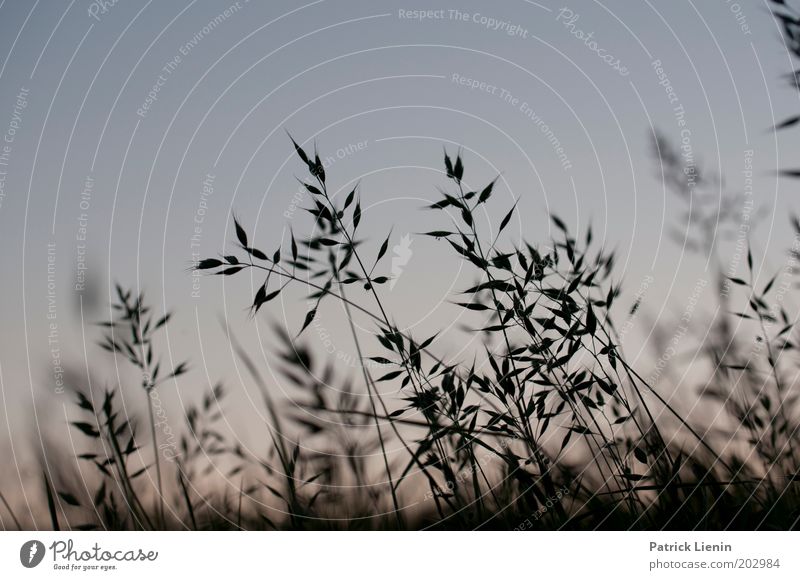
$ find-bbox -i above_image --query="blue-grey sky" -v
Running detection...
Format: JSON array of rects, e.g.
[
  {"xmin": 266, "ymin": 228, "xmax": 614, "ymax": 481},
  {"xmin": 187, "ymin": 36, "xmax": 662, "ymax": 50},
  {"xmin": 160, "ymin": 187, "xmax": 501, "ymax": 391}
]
[{"xmin": 1, "ymin": 0, "xmax": 799, "ymax": 472}]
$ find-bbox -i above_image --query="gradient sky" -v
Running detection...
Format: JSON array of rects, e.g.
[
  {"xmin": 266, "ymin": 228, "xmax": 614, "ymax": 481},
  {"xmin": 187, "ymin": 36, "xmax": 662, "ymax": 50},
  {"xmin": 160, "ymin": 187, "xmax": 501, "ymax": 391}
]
[{"xmin": 1, "ymin": 0, "xmax": 799, "ymax": 477}]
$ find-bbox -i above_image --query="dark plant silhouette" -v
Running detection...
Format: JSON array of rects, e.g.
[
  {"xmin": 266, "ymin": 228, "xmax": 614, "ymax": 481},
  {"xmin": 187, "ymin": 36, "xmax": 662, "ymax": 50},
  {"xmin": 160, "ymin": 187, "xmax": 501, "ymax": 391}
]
[{"xmin": 7, "ymin": 1, "xmax": 800, "ymax": 532}]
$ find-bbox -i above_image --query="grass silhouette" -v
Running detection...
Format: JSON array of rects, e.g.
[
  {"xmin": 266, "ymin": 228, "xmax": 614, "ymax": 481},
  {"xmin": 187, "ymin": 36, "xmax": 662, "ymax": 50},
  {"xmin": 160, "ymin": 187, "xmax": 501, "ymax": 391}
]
[
  {"xmin": 15, "ymin": 132, "xmax": 800, "ymax": 530},
  {"xmin": 5, "ymin": 0, "xmax": 800, "ymax": 531}
]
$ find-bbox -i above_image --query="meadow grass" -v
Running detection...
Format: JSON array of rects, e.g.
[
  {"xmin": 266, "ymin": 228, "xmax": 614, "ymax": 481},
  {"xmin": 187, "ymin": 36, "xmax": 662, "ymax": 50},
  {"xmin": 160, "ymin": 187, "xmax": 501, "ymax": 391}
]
[
  {"xmin": 10, "ymin": 135, "xmax": 799, "ymax": 531},
  {"xmin": 4, "ymin": 0, "xmax": 800, "ymax": 531}
]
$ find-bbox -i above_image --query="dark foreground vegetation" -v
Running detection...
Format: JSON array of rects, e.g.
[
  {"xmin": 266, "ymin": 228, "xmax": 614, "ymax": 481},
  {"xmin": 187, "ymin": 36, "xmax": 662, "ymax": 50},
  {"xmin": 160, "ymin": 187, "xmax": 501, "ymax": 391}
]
[
  {"xmin": 17, "ymin": 134, "xmax": 800, "ymax": 530},
  {"xmin": 5, "ymin": 0, "xmax": 800, "ymax": 531}
]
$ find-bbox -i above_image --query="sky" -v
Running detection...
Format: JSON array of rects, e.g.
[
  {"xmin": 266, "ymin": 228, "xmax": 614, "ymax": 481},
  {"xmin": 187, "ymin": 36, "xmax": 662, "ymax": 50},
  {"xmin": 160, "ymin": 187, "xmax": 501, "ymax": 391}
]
[{"xmin": 1, "ymin": 0, "xmax": 799, "ymax": 486}]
